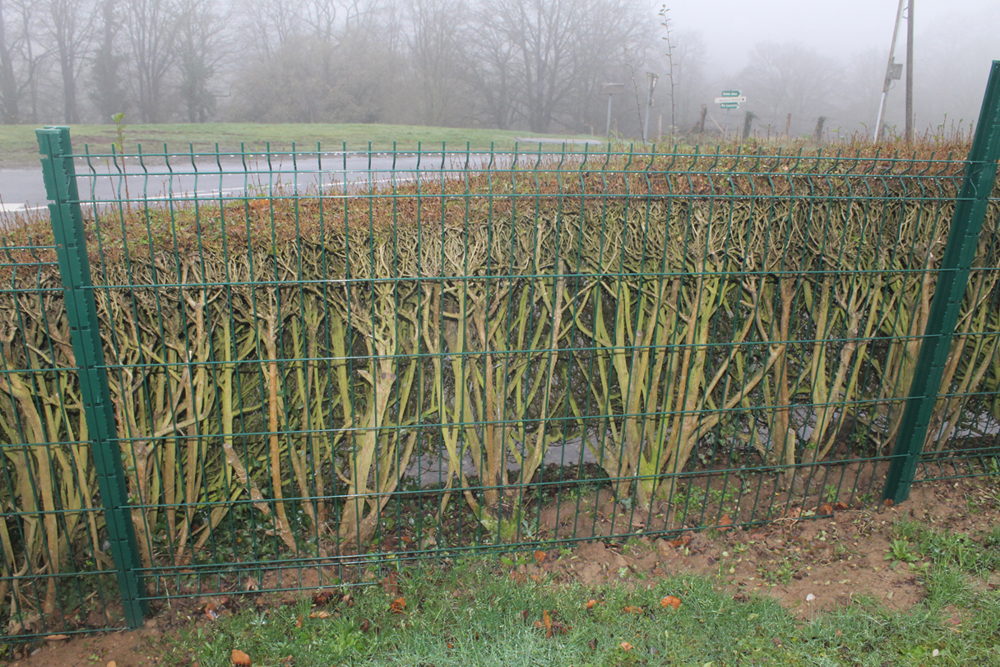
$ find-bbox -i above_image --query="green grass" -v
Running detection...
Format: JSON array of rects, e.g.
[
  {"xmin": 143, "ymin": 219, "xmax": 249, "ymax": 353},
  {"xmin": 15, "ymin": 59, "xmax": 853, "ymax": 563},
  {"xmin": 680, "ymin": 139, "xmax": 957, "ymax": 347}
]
[
  {"xmin": 0, "ymin": 123, "xmax": 600, "ymax": 168},
  {"xmin": 163, "ymin": 539, "xmax": 1000, "ymax": 667}
]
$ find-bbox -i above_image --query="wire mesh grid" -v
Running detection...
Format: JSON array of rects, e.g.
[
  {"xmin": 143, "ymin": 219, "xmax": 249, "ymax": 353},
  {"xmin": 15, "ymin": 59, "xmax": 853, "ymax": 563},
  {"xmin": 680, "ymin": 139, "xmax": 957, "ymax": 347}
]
[{"xmin": 2, "ymin": 134, "xmax": 998, "ymax": 639}]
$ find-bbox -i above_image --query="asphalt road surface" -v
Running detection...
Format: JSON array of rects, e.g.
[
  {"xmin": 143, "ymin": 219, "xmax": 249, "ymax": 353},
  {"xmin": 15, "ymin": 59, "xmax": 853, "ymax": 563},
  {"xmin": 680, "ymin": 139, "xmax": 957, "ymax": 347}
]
[
  {"xmin": 0, "ymin": 144, "xmax": 598, "ymax": 217},
  {"xmin": 0, "ymin": 151, "xmax": 494, "ymax": 215}
]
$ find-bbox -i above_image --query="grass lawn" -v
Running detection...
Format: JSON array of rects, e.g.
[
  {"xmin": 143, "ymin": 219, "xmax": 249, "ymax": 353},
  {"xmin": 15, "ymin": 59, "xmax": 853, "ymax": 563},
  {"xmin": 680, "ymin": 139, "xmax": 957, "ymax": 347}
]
[
  {"xmin": 10, "ymin": 478, "xmax": 1000, "ymax": 666},
  {"xmin": 152, "ymin": 514, "xmax": 1000, "ymax": 667},
  {"xmin": 0, "ymin": 123, "xmax": 601, "ymax": 168},
  {"xmin": 166, "ymin": 549, "xmax": 998, "ymax": 667}
]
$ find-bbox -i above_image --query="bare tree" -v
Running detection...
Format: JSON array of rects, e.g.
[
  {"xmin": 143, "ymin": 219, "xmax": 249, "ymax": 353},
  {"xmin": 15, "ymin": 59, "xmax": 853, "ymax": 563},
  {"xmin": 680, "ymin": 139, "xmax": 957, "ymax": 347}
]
[
  {"xmin": 468, "ymin": 0, "xmax": 646, "ymax": 134},
  {"xmin": 42, "ymin": 0, "xmax": 95, "ymax": 123},
  {"xmin": 175, "ymin": 0, "xmax": 228, "ymax": 122},
  {"xmin": 0, "ymin": 0, "xmax": 45, "ymax": 124},
  {"xmin": 738, "ymin": 43, "xmax": 843, "ymax": 138},
  {"xmin": 239, "ymin": 0, "xmax": 302, "ymax": 61},
  {"xmin": 90, "ymin": 0, "xmax": 129, "ymax": 122},
  {"xmin": 406, "ymin": 0, "xmax": 468, "ymax": 126},
  {"xmin": 121, "ymin": 0, "xmax": 179, "ymax": 122}
]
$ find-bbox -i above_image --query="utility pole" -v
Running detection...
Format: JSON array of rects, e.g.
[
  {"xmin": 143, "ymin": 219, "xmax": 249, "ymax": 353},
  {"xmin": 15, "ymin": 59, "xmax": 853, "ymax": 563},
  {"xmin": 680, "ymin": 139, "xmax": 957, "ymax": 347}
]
[
  {"xmin": 874, "ymin": 0, "xmax": 905, "ymax": 141},
  {"xmin": 905, "ymin": 0, "xmax": 914, "ymax": 142}
]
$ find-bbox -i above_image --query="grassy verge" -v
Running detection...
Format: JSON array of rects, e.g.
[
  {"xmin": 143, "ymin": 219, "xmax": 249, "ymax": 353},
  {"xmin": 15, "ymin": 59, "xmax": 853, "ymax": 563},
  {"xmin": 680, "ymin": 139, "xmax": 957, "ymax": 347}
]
[
  {"xmin": 0, "ymin": 123, "xmax": 599, "ymax": 168},
  {"xmin": 161, "ymin": 521, "xmax": 1000, "ymax": 667}
]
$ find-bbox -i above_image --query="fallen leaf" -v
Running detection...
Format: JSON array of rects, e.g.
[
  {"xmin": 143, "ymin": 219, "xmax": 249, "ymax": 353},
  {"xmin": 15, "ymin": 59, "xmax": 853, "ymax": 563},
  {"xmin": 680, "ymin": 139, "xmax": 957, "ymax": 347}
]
[
  {"xmin": 668, "ymin": 533, "xmax": 693, "ymax": 548},
  {"xmin": 818, "ymin": 503, "xmax": 834, "ymax": 515},
  {"xmin": 588, "ymin": 639, "xmax": 598, "ymax": 651},
  {"xmin": 106, "ymin": 662, "xmax": 117, "ymax": 667},
  {"xmin": 883, "ymin": 499, "xmax": 894, "ymax": 508},
  {"xmin": 446, "ymin": 642, "xmax": 454, "ymax": 649},
  {"xmin": 834, "ymin": 502, "xmax": 850, "ymax": 511},
  {"xmin": 309, "ymin": 610, "xmax": 331, "ymax": 619},
  {"xmin": 660, "ymin": 595, "xmax": 682, "ymax": 610},
  {"xmin": 382, "ymin": 570, "xmax": 400, "ymax": 596},
  {"xmin": 533, "ymin": 550, "xmax": 547, "ymax": 565},
  {"xmin": 279, "ymin": 657, "xmax": 293, "ymax": 667},
  {"xmin": 204, "ymin": 600, "xmax": 222, "ymax": 620},
  {"xmin": 620, "ymin": 641, "xmax": 634, "ymax": 651},
  {"xmin": 245, "ymin": 577, "xmax": 259, "ymax": 593},
  {"xmin": 231, "ymin": 649, "xmax": 252, "ymax": 666},
  {"xmin": 295, "ymin": 614, "xmax": 302, "ymax": 628},
  {"xmin": 360, "ymin": 619, "xmax": 371, "ymax": 633},
  {"xmin": 585, "ymin": 599, "xmax": 597, "ymax": 610},
  {"xmin": 623, "ymin": 605, "xmax": 643, "ymax": 614},
  {"xmin": 717, "ymin": 515, "xmax": 733, "ymax": 531},
  {"xmin": 45, "ymin": 634, "xmax": 70, "ymax": 642},
  {"xmin": 312, "ymin": 590, "xmax": 335, "ymax": 606},
  {"xmin": 390, "ymin": 597, "xmax": 406, "ymax": 614},
  {"xmin": 543, "ymin": 609, "xmax": 553, "ymax": 638},
  {"xmin": 521, "ymin": 609, "xmax": 530, "ymax": 621},
  {"xmin": 341, "ymin": 593, "xmax": 355, "ymax": 607}
]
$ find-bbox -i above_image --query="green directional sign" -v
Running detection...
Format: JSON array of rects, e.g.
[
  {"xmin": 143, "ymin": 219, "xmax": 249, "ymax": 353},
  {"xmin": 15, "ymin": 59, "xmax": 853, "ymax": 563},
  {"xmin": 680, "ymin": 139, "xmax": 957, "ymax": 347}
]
[
  {"xmin": 722, "ymin": 90, "xmax": 741, "ymax": 97},
  {"xmin": 720, "ymin": 102, "xmax": 740, "ymax": 109}
]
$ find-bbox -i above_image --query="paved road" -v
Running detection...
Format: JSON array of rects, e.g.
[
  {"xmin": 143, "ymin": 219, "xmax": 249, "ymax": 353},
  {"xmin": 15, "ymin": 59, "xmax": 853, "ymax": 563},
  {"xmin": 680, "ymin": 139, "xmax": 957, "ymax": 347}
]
[
  {"xmin": 0, "ymin": 145, "xmax": 594, "ymax": 216},
  {"xmin": 0, "ymin": 151, "xmax": 495, "ymax": 215}
]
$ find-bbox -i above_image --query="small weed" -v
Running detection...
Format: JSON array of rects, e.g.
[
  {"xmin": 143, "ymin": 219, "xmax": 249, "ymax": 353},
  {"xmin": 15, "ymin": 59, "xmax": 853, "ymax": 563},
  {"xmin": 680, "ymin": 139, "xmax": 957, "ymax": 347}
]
[
  {"xmin": 885, "ymin": 539, "xmax": 920, "ymax": 564},
  {"xmin": 823, "ymin": 484, "xmax": 839, "ymax": 504}
]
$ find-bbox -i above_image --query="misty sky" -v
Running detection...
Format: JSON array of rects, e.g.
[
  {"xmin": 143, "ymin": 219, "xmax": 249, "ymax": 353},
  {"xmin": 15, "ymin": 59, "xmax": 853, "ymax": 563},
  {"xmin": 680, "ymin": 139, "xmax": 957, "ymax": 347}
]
[{"xmin": 669, "ymin": 0, "xmax": 1000, "ymax": 71}]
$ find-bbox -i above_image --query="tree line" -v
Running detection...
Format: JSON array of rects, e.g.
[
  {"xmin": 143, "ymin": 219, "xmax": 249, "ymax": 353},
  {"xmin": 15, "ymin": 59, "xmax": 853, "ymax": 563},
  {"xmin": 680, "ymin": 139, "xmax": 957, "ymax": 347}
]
[
  {"xmin": 0, "ymin": 0, "xmax": 665, "ymax": 134},
  {"xmin": 0, "ymin": 0, "xmax": 994, "ymax": 140}
]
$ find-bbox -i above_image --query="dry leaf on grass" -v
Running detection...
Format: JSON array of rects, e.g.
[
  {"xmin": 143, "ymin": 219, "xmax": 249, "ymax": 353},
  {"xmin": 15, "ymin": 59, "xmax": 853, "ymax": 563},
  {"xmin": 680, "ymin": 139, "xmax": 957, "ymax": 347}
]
[
  {"xmin": 660, "ymin": 595, "xmax": 682, "ymax": 610},
  {"xmin": 309, "ymin": 610, "xmax": 331, "ymax": 619},
  {"xmin": 620, "ymin": 642, "xmax": 634, "ymax": 651},
  {"xmin": 623, "ymin": 605, "xmax": 644, "ymax": 614},
  {"xmin": 718, "ymin": 514, "xmax": 733, "ymax": 531},
  {"xmin": 382, "ymin": 570, "xmax": 401, "ymax": 596},
  {"xmin": 231, "ymin": 649, "xmax": 252, "ymax": 666},
  {"xmin": 204, "ymin": 600, "xmax": 223, "ymax": 620},
  {"xmin": 390, "ymin": 597, "xmax": 406, "ymax": 613},
  {"xmin": 311, "ymin": 590, "xmax": 335, "ymax": 606},
  {"xmin": 585, "ymin": 599, "xmax": 597, "ymax": 610},
  {"xmin": 533, "ymin": 550, "xmax": 547, "ymax": 564}
]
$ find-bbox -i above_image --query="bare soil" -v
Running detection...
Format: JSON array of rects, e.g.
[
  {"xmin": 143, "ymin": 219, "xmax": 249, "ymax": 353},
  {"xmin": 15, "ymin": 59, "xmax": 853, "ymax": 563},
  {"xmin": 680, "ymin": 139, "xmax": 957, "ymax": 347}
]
[{"xmin": 6, "ymin": 475, "xmax": 998, "ymax": 667}]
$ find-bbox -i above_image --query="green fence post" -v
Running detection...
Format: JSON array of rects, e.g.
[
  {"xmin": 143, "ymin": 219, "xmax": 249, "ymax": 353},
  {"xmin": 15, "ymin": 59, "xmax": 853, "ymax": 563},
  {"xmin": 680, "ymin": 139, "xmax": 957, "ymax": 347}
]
[
  {"xmin": 883, "ymin": 61, "xmax": 1000, "ymax": 504},
  {"xmin": 36, "ymin": 126, "xmax": 148, "ymax": 627}
]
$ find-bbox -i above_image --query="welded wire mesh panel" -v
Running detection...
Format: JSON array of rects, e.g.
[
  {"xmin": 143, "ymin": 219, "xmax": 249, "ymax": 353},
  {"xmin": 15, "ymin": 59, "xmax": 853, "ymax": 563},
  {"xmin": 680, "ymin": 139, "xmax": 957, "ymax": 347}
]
[
  {"xmin": 4, "ymin": 139, "xmax": 999, "ymax": 617},
  {"xmin": 0, "ymin": 242, "xmax": 125, "ymax": 638},
  {"xmin": 913, "ymin": 184, "xmax": 1000, "ymax": 483}
]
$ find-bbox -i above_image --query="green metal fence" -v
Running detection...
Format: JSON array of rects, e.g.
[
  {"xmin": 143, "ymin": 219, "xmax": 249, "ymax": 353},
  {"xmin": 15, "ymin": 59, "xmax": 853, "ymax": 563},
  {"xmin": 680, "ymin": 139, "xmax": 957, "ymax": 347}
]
[{"xmin": 0, "ymin": 61, "xmax": 997, "ymax": 641}]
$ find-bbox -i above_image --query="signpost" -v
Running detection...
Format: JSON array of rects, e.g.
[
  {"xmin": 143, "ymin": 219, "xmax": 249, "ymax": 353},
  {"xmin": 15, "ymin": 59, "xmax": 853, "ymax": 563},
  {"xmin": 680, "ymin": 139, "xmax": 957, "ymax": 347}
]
[{"xmin": 714, "ymin": 90, "xmax": 747, "ymax": 138}]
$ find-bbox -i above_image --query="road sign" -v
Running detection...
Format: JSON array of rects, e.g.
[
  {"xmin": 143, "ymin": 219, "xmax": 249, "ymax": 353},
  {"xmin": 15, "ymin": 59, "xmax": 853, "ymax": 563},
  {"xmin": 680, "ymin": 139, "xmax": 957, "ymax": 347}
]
[
  {"xmin": 720, "ymin": 102, "xmax": 740, "ymax": 109},
  {"xmin": 714, "ymin": 96, "xmax": 747, "ymax": 104},
  {"xmin": 721, "ymin": 90, "xmax": 741, "ymax": 97}
]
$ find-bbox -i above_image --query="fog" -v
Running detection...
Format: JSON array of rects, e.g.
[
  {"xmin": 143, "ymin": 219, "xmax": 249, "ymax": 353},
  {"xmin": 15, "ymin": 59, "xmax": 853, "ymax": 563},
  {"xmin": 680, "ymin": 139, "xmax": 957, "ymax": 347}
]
[{"xmin": 0, "ymin": 0, "xmax": 997, "ymax": 141}]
